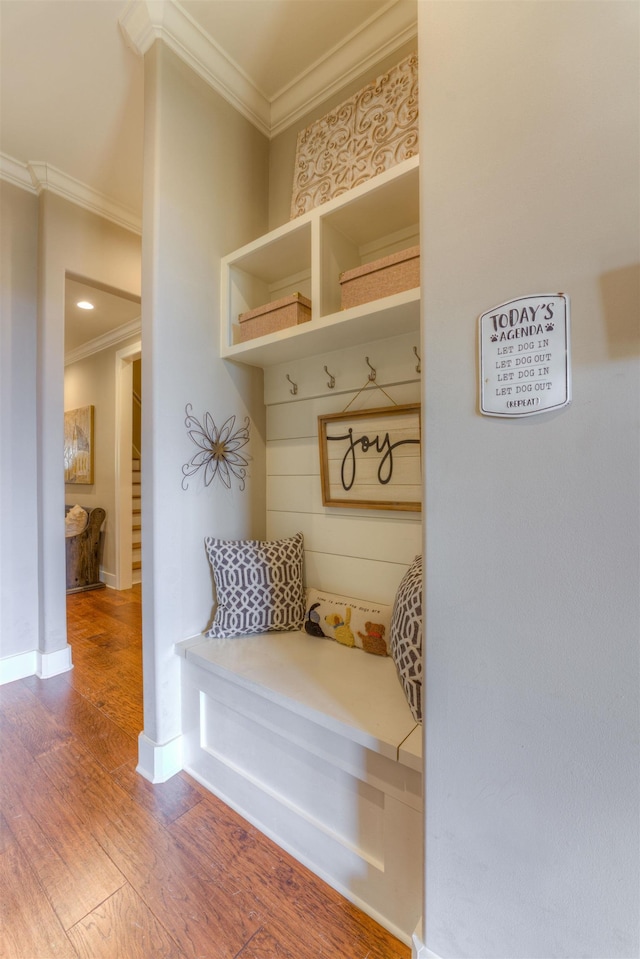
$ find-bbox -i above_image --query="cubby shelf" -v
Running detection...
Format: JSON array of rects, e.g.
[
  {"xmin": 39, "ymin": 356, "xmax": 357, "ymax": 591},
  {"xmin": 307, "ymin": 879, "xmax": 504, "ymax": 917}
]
[{"xmin": 220, "ymin": 155, "xmax": 420, "ymax": 369}]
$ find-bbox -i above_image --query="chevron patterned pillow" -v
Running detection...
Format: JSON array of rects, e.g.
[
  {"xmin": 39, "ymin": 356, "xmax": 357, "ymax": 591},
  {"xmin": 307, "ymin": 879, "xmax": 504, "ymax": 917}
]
[
  {"xmin": 204, "ymin": 532, "xmax": 305, "ymax": 638},
  {"xmin": 389, "ymin": 555, "xmax": 423, "ymax": 722}
]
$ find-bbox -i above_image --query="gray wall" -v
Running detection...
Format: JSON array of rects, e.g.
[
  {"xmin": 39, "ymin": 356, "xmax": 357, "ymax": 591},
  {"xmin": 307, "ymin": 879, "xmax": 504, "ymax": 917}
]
[
  {"xmin": 0, "ymin": 182, "xmax": 39, "ymax": 660},
  {"xmin": 420, "ymin": 2, "xmax": 639, "ymax": 957},
  {"xmin": 139, "ymin": 41, "xmax": 269, "ymax": 769}
]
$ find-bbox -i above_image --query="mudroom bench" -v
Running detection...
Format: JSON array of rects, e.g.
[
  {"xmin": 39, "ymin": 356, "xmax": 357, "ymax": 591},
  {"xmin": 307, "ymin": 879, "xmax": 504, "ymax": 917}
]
[{"xmin": 177, "ymin": 629, "xmax": 423, "ymax": 945}]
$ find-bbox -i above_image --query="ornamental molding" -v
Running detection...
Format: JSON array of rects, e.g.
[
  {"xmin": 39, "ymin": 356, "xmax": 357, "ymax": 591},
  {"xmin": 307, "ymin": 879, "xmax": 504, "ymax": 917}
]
[
  {"xmin": 271, "ymin": 7, "xmax": 417, "ymax": 138},
  {"xmin": 64, "ymin": 318, "xmax": 142, "ymax": 367},
  {"xmin": 119, "ymin": 0, "xmax": 268, "ymax": 134},
  {"xmin": 0, "ymin": 153, "xmax": 142, "ymax": 235},
  {"xmin": 118, "ymin": 0, "xmax": 417, "ymax": 139},
  {"xmin": 0, "ymin": 152, "xmax": 37, "ymax": 194},
  {"xmin": 290, "ymin": 53, "xmax": 418, "ymax": 218}
]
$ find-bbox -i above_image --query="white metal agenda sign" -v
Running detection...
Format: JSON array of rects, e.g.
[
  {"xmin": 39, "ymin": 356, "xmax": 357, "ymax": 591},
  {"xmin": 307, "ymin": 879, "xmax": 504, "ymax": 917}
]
[{"xmin": 479, "ymin": 293, "xmax": 571, "ymax": 417}]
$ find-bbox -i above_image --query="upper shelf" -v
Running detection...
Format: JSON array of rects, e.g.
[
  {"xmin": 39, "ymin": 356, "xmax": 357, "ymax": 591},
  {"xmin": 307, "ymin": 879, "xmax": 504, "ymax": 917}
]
[{"xmin": 220, "ymin": 156, "xmax": 420, "ymax": 368}]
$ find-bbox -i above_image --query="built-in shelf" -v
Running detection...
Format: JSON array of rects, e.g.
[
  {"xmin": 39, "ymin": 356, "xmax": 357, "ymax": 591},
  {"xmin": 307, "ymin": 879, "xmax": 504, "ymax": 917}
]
[{"xmin": 220, "ymin": 155, "xmax": 420, "ymax": 368}]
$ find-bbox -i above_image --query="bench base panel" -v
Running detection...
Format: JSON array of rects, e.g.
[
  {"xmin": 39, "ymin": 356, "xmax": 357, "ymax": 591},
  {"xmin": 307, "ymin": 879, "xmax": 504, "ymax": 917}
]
[{"xmin": 181, "ymin": 655, "xmax": 423, "ymax": 944}]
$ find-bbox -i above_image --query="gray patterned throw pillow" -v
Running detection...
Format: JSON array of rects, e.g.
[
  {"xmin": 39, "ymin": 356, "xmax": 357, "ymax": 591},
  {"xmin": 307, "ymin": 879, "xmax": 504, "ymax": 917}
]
[
  {"xmin": 204, "ymin": 532, "xmax": 305, "ymax": 638},
  {"xmin": 389, "ymin": 555, "xmax": 423, "ymax": 722}
]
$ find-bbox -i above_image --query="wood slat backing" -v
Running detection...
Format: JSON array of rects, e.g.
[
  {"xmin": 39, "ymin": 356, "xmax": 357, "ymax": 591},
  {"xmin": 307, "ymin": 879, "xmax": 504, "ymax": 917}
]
[
  {"xmin": 267, "ymin": 437, "xmax": 319, "ymax": 475},
  {"xmin": 263, "ymin": 331, "xmax": 421, "ymax": 407},
  {"xmin": 265, "ymin": 339, "xmax": 422, "ymax": 602},
  {"xmin": 268, "ymin": 508, "xmax": 422, "ymax": 569},
  {"xmin": 267, "ymin": 380, "xmax": 421, "ymax": 440},
  {"xmin": 303, "ymin": 552, "xmax": 409, "ymax": 604}
]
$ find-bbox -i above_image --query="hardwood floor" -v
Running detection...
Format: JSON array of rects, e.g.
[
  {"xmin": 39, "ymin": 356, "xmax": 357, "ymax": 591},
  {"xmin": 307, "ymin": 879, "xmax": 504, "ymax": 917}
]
[{"xmin": 0, "ymin": 586, "xmax": 411, "ymax": 959}]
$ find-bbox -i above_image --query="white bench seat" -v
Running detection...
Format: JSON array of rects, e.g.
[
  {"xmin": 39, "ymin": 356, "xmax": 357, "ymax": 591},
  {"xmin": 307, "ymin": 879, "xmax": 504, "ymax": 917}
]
[
  {"xmin": 178, "ymin": 629, "xmax": 419, "ymax": 761},
  {"xmin": 177, "ymin": 630, "xmax": 423, "ymax": 945}
]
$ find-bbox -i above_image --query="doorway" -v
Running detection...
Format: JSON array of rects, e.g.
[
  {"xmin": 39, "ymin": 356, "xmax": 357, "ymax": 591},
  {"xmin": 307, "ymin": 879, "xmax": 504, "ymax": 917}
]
[
  {"xmin": 64, "ymin": 274, "xmax": 141, "ymax": 591},
  {"xmin": 115, "ymin": 342, "xmax": 142, "ymax": 589}
]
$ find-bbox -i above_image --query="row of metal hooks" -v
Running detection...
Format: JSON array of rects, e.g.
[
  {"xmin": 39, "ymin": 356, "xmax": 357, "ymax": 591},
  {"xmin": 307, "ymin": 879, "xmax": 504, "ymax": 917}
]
[{"xmin": 285, "ymin": 346, "xmax": 421, "ymax": 395}]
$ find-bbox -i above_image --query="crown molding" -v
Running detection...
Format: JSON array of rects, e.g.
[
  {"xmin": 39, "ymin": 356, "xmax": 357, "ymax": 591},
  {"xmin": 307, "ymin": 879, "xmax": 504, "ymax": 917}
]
[
  {"xmin": 270, "ymin": 2, "xmax": 418, "ymax": 137},
  {"xmin": 0, "ymin": 153, "xmax": 142, "ymax": 234},
  {"xmin": 28, "ymin": 162, "xmax": 142, "ymax": 234},
  {"xmin": 119, "ymin": 0, "xmax": 271, "ymax": 135},
  {"xmin": 65, "ymin": 318, "xmax": 142, "ymax": 366},
  {"xmin": 118, "ymin": 0, "xmax": 417, "ymax": 139},
  {"xmin": 0, "ymin": 152, "xmax": 38, "ymax": 194}
]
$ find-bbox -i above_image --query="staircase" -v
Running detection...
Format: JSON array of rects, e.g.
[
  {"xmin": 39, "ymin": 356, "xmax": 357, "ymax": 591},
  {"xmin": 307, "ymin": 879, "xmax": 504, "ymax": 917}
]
[{"xmin": 132, "ymin": 456, "xmax": 141, "ymax": 583}]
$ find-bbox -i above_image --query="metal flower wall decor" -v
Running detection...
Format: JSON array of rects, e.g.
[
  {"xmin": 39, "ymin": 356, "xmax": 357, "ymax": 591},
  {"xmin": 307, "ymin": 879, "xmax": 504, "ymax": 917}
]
[{"xmin": 181, "ymin": 404, "xmax": 250, "ymax": 492}]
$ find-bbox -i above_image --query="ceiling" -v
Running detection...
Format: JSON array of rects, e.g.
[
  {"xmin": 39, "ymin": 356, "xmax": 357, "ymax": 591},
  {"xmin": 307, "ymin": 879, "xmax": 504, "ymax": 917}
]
[
  {"xmin": 64, "ymin": 278, "xmax": 141, "ymax": 359},
  {"xmin": 0, "ymin": 0, "xmax": 416, "ymax": 218},
  {"xmin": 0, "ymin": 0, "xmax": 416, "ymax": 353}
]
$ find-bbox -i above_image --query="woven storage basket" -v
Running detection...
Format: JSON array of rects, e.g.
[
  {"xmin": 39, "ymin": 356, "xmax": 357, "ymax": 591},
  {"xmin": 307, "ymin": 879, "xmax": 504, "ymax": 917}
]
[
  {"xmin": 339, "ymin": 246, "xmax": 420, "ymax": 310},
  {"xmin": 238, "ymin": 293, "xmax": 311, "ymax": 342}
]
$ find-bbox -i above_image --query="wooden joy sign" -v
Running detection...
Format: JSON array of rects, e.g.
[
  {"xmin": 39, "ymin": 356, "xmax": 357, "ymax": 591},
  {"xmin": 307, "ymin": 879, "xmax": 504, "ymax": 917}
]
[{"xmin": 318, "ymin": 404, "xmax": 421, "ymax": 511}]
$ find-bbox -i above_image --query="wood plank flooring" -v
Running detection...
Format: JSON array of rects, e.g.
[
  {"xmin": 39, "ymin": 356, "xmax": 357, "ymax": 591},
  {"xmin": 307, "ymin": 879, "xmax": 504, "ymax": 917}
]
[{"xmin": 0, "ymin": 586, "xmax": 411, "ymax": 959}]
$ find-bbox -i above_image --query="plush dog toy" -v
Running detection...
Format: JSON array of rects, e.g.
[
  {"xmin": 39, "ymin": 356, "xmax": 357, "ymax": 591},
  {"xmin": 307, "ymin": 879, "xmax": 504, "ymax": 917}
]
[
  {"xmin": 357, "ymin": 621, "xmax": 387, "ymax": 656},
  {"xmin": 304, "ymin": 602, "xmax": 326, "ymax": 637},
  {"xmin": 324, "ymin": 607, "xmax": 355, "ymax": 647}
]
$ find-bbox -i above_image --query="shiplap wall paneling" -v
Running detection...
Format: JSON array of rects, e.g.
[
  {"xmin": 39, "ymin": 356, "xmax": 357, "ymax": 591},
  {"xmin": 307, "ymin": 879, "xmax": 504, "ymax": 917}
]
[
  {"xmin": 264, "ymin": 333, "xmax": 422, "ymax": 605},
  {"xmin": 263, "ymin": 331, "xmax": 421, "ymax": 407}
]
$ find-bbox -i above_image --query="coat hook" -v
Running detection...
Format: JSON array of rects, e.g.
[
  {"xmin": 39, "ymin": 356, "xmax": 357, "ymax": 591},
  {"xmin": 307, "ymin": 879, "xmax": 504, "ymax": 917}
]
[
  {"xmin": 324, "ymin": 366, "xmax": 336, "ymax": 389},
  {"xmin": 365, "ymin": 356, "xmax": 376, "ymax": 382},
  {"xmin": 286, "ymin": 374, "xmax": 298, "ymax": 395},
  {"xmin": 413, "ymin": 345, "xmax": 421, "ymax": 374}
]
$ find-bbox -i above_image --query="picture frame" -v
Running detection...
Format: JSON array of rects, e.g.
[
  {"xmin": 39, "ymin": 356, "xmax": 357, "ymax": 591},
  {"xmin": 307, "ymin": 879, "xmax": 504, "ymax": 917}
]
[
  {"xmin": 318, "ymin": 403, "xmax": 421, "ymax": 511},
  {"xmin": 64, "ymin": 405, "xmax": 94, "ymax": 485}
]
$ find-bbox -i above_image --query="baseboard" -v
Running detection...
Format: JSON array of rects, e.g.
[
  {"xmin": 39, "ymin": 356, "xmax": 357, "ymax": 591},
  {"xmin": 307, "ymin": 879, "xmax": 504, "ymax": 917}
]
[
  {"xmin": 100, "ymin": 568, "xmax": 117, "ymax": 589},
  {"xmin": 136, "ymin": 731, "xmax": 183, "ymax": 783},
  {"xmin": 0, "ymin": 645, "xmax": 73, "ymax": 685},
  {"xmin": 0, "ymin": 650, "xmax": 37, "ymax": 684},
  {"xmin": 412, "ymin": 933, "xmax": 441, "ymax": 959},
  {"xmin": 38, "ymin": 645, "xmax": 73, "ymax": 678}
]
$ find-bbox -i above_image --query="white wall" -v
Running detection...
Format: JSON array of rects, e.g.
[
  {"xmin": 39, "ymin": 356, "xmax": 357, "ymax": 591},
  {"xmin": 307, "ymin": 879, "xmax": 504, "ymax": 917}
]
[
  {"xmin": 0, "ymin": 182, "xmax": 39, "ymax": 669},
  {"xmin": 139, "ymin": 42, "xmax": 268, "ymax": 779},
  {"xmin": 420, "ymin": 3, "xmax": 639, "ymax": 957}
]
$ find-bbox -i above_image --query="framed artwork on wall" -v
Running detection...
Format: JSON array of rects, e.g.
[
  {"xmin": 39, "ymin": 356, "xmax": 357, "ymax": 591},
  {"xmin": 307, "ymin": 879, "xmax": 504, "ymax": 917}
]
[
  {"xmin": 318, "ymin": 403, "xmax": 421, "ymax": 511},
  {"xmin": 64, "ymin": 405, "xmax": 94, "ymax": 485}
]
